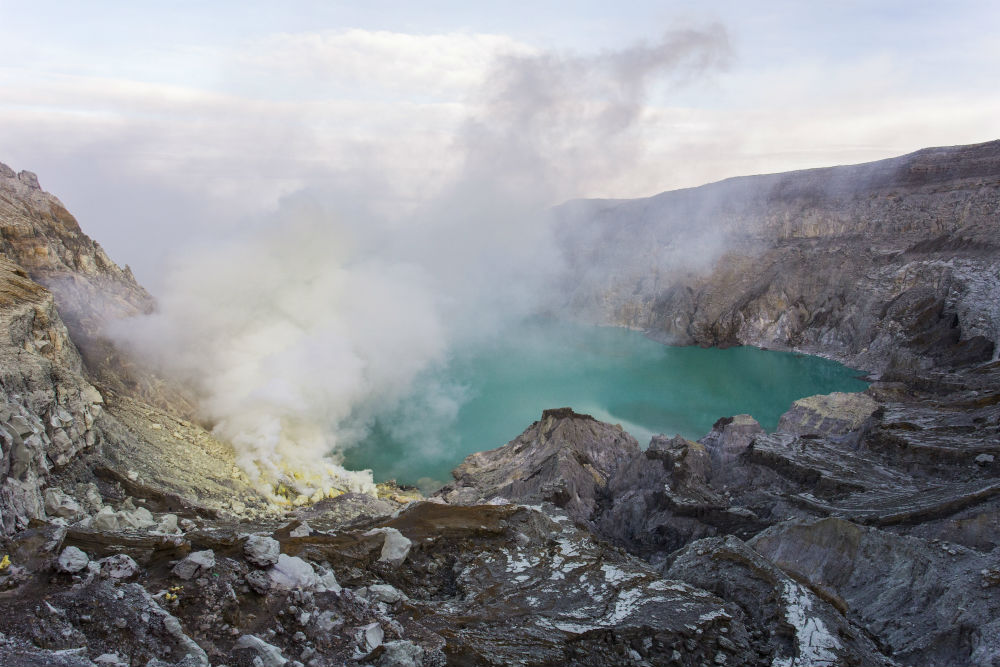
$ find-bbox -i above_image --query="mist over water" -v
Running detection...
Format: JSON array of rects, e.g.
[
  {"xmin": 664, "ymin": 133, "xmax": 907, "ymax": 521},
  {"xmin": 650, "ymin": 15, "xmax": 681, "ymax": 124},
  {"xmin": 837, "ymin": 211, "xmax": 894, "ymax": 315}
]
[
  {"xmin": 111, "ymin": 28, "xmax": 743, "ymax": 502},
  {"xmin": 343, "ymin": 321, "xmax": 869, "ymax": 489}
]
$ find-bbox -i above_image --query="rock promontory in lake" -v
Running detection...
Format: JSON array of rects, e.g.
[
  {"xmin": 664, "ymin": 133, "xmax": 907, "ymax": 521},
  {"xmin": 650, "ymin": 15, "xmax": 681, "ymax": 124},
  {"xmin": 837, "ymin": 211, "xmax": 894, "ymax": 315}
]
[{"xmin": 1, "ymin": 142, "xmax": 999, "ymax": 665}]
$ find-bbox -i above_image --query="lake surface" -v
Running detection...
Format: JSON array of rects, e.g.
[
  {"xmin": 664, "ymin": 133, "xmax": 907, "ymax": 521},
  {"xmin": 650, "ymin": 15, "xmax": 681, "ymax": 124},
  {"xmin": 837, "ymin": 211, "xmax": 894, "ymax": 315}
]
[{"xmin": 342, "ymin": 322, "xmax": 868, "ymax": 489}]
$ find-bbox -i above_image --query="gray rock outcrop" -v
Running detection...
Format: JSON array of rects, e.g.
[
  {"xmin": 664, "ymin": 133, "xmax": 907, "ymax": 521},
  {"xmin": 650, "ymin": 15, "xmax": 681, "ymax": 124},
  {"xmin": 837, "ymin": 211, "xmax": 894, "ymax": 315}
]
[{"xmin": 439, "ymin": 407, "xmax": 639, "ymax": 523}]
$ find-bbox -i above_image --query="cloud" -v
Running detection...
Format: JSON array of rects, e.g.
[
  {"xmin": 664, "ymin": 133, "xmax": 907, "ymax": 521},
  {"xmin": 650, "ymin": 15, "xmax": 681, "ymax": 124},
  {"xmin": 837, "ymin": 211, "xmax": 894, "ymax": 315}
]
[{"xmin": 233, "ymin": 29, "xmax": 536, "ymax": 100}]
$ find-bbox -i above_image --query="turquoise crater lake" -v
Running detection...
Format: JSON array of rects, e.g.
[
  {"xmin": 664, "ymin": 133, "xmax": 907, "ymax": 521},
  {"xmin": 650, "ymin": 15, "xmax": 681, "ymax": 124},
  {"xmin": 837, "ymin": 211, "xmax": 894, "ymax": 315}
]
[{"xmin": 342, "ymin": 322, "xmax": 868, "ymax": 488}]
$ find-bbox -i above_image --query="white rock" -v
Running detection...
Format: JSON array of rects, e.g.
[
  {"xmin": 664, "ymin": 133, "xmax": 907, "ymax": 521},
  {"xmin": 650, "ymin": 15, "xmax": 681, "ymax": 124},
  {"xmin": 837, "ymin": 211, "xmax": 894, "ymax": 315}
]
[
  {"xmin": 244, "ymin": 535, "xmax": 281, "ymax": 567},
  {"xmin": 317, "ymin": 568, "xmax": 342, "ymax": 594},
  {"xmin": 173, "ymin": 550, "xmax": 215, "ymax": 580},
  {"xmin": 367, "ymin": 583, "xmax": 406, "ymax": 604},
  {"xmin": 356, "ymin": 622, "xmax": 384, "ymax": 653},
  {"xmin": 118, "ymin": 506, "xmax": 156, "ymax": 530},
  {"xmin": 99, "ymin": 554, "xmax": 140, "ymax": 580},
  {"xmin": 155, "ymin": 513, "xmax": 181, "ymax": 535},
  {"xmin": 975, "ymin": 453, "xmax": 995, "ymax": 465},
  {"xmin": 44, "ymin": 487, "xmax": 82, "ymax": 518},
  {"xmin": 363, "ymin": 528, "xmax": 411, "ymax": 567},
  {"xmin": 57, "ymin": 546, "xmax": 89, "ymax": 573},
  {"xmin": 92, "ymin": 506, "xmax": 121, "ymax": 531},
  {"xmin": 94, "ymin": 653, "xmax": 128, "ymax": 667},
  {"xmin": 377, "ymin": 640, "xmax": 424, "ymax": 667},
  {"xmin": 235, "ymin": 634, "xmax": 288, "ymax": 667},
  {"xmin": 289, "ymin": 522, "xmax": 312, "ymax": 538},
  {"xmin": 267, "ymin": 554, "xmax": 318, "ymax": 590}
]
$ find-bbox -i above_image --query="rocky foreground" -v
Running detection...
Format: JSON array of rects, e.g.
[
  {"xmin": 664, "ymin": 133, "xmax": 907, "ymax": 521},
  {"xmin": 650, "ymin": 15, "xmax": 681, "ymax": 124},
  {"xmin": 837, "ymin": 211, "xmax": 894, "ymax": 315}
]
[{"xmin": 1, "ymin": 144, "xmax": 999, "ymax": 666}]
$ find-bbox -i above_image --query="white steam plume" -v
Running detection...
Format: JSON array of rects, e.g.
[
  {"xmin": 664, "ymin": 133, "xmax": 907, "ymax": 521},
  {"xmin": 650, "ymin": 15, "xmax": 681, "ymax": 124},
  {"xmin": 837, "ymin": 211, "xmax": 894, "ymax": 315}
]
[{"xmin": 112, "ymin": 27, "xmax": 730, "ymax": 503}]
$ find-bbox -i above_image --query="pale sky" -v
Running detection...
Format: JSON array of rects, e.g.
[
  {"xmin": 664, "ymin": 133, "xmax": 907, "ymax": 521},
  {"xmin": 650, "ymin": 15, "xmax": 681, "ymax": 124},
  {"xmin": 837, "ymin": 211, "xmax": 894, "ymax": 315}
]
[{"xmin": 1, "ymin": 0, "xmax": 998, "ymax": 285}]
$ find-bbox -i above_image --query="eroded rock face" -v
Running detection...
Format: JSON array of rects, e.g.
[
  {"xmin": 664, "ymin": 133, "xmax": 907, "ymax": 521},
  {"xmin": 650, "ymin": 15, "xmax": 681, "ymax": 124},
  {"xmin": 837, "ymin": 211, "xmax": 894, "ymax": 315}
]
[
  {"xmin": 665, "ymin": 535, "xmax": 894, "ymax": 667},
  {"xmin": 749, "ymin": 518, "xmax": 1000, "ymax": 666},
  {"xmin": 557, "ymin": 140, "xmax": 1000, "ymax": 373},
  {"xmin": 439, "ymin": 407, "xmax": 639, "ymax": 523}
]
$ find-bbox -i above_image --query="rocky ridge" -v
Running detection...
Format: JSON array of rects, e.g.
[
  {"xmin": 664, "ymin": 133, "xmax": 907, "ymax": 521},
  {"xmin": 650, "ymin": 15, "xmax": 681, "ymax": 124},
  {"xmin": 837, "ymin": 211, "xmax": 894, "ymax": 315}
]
[
  {"xmin": 556, "ymin": 139, "xmax": 1000, "ymax": 375},
  {"xmin": 1, "ymin": 143, "xmax": 999, "ymax": 666}
]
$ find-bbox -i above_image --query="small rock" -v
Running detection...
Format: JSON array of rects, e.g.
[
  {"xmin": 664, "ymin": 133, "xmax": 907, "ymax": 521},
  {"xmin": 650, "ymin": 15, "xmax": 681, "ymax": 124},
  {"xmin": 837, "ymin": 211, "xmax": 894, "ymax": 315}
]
[
  {"xmin": 44, "ymin": 487, "xmax": 82, "ymax": 518},
  {"xmin": 377, "ymin": 640, "xmax": 423, "ymax": 667},
  {"xmin": 316, "ymin": 568, "xmax": 341, "ymax": 594},
  {"xmin": 367, "ymin": 583, "xmax": 406, "ymax": 604},
  {"xmin": 289, "ymin": 522, "xmax": 312, "ymax": 538},
  {"xmin": 234, "ymin": 634, "xmax": 288, "ymax": 667},
  {"xmin": 173, "ymin": 550, "xmax": 215, "ymax": 580},
  {"xmin": 363, "ymin": 528, "xmax": 411, "ymax": 567},
  {"xmin": 246, "ymin": 570, "xmax": 272, "ymax": 595},
  {"xmin": 268, "ymin": 554, "xmax": 318, "ymax": 590},
  {"xmin": 17, "ymin": 170, "xmax": 40, "ymax": 189},
  {"xmin": 975, "ymin": 453, "xmax": 995, "ymax": 465},
  {"xmin": 99, "ymin": 554, "xmax": 140, "ymax": 580},
  {"xmin": 315, "ymin": 610, "xmax": 343, "ymax": 633},
  {"xmin": 118, "ymin": 506, "xmax": 157, "ymax": 530},
  {"xmin": 94, "ymin": 653, "xmax": 128, "ymax": 667},
  {"xmin": 91, "ymin": 506, "xmax": 121, "ymax": 531},
  {"xmin": 244, "ymin": 535, "xmax": 281, "ymax": 567},
  {"xmin": 155, "ymin": 513, "xmax": 182, "ymax": 534},
  {"xmin": 57, "ymin": 546, "xmax": 89, "ymax": 573},
  {"xmin": 356, "ymin": 622, "xmax": 384, "ymax": 653}
]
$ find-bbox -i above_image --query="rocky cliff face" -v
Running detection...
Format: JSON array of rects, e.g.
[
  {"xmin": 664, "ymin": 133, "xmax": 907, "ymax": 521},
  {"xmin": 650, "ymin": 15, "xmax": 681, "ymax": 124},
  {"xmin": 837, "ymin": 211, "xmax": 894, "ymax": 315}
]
[
  {"xmin": 0, "ymin": 165, "xmax": 194, "ymax": 415},
  {"xmin": 0, "ymin": 167, "xmax": 271, "ymax": 540},
  {"xmin": 557, "ymin": 140, "xmax": 1000, "ymax": 375}
]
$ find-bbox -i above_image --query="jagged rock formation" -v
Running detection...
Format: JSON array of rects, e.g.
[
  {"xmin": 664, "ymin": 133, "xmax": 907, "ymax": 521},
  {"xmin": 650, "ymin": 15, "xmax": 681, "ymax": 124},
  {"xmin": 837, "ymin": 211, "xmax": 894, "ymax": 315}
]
[
  {"xmin": 557, "ymin": 139, "xmax": 1000, "ymax": 375},
  {"xmin": 438, "ymin": 407, "xmax": 638, "ymax": 523},
  {"xmin": 441, "ymin": 367, "xmax": 1000, "ymax": 665}
]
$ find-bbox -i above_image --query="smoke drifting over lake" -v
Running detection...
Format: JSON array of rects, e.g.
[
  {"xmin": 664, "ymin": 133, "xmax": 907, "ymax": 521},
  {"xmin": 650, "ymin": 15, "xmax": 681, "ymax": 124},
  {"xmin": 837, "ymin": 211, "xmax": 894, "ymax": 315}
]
[{"xmin": 113, "ymin": 27, "xmax": 731, "ymax": 501}]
